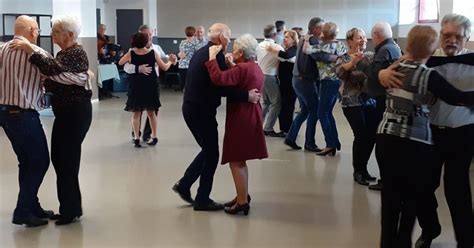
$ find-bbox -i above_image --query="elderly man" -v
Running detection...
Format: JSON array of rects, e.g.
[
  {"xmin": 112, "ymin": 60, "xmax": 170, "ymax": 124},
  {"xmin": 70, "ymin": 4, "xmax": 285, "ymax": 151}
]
[
  {"xmin": 172, "ymin": 23, "xmax": 260, "ymax": 211},
  {"xmin": 379, "ymin": 14, "xmax": 473, "ymax": 248},
  {"xmin": 365, "ymin": 21, "xmax": 401, "ymax": 191},
  {"xmin": 0, "ymin": 15, "xmax": 53, "ymax": 227},
  {"xmin": 257, "ymin": 24, "xmax": 285, "ymax": 137},
  {"xmin": 194, "ymin": 25, "xmax": 208, "ymax": 50}
]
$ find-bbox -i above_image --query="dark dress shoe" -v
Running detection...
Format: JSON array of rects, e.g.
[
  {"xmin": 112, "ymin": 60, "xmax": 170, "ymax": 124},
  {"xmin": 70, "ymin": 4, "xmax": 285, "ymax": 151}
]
[
  {"xmin": 34, "ymin": 209, "xmax": 55, "ymax": 219},
  {"xmin": 316, "ymin": 148, "xmax": 336, "ymax": 156},
  {"xmin": 362, "ymin": 172, "xmax": 377, "ymax": 181},
  {"xmin": 275, "ymin": 132, "xmax": 286, "ymax": 138},
  {"xmin": 284, "ymin": 139, "xmax": 302, "ymax": 150},
  {"xmin": 224, "ymin": 195, "xmax": 251, "ymax": 208},
  {"xmin": 133, "ymin": 139, "xmax": 141, "ymax": 148},
  {"xmin": 193, "ymin": 200, "xmax": 224, "ymax": 211},
  {"xmin": 368, "ymin": 180, "xmax": 383, "ymax": 191},
  {"xmin": 304, "ymin": 145, "xmax": 322, "ymax": 153},
  {"xmin": 172, "ymin": 182, "xmax": 194, "ymax": 204},
  {"xmin": 224, "ymin": 203, "xmax": 250, "ymax": 216},
  {"xmin": 264, "ymin": 130, "xmax": 283, "ymax": 137},
  {"xmin": 414, "ymin": 235, "xmax": 433, "ymax": 248},
  {"xmin": 353, "ymin": 172, "xmax": 370, "ymax": 186},
  {"xmin": 53, "ymin": 215, "xmax": 80, "ymax": 225},
  {"xmin": 147, "ymin": 137, "xmax": 158, "ymax": 146},
  {"xmin": 12, "ymin": 215, "xmax": 48, "ymax": 227}
]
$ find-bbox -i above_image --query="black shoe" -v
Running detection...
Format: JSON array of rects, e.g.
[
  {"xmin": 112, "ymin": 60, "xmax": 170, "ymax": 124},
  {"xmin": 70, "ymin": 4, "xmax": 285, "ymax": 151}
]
[
  {"xmin": 12, "ymin": 215, "xmax": 48, "ymax": 227},
  {"xmin": 368, "ymin": 180, "xmax": 383, "ymax": 191},
  {"xmin": 142, "ymin": 136, "xmax": 150, "ymax": 143},
  {"xmin": 264, "ymin": 130, "xmax": 284, "ymax": 137},
  {"xmin": 224, "ymin": 203, "xmax": 250, "ymax": 216},
  {"xmin": 52, "ymin": 215, "xmax": 80, "ymax": 226},
  {"xmin": 193, "ymin": 200, "xmax": 224, "ymax": 211},
  {"xmin": 147, "ymin": 137, "xmax": 158, "ymax": 146},
  {"xmin": 284, "ymin": 139, "xmax": 302, "ymax": 150},
  {"xmin": 172, "ymin": 182, "xmax": 194, "ymax": 204},
  {"xmin": 34, "ymin": 209, "xmax": 55, "ymax": 219},
  {"xmin": 133, "ymin": 139, "xmax": 141, "ymax": 148},
  {"xmin": 275, "ymin": 132, "xmax": 286, "ymax": 138},
  {"xmin": 224, "ymin": 195, "xmax": 251, "ymax": 208},
  {"xmin": 304, "ymin": 145, "xmax": 322, "ymax": 153},
  {"xmin": 362, "ymin": 172, "xmax": 377, "ymax": 181},
  {"xmin": 316, "ymin": 148, "xmax": 336, "ymax": 156},
  {"xmin": 353, "ymin": 172, "xmax": 370, "ymax": 186},
  {"xmin": 414, "ymin": 235, "xmax": 433, "ymax": 248}
]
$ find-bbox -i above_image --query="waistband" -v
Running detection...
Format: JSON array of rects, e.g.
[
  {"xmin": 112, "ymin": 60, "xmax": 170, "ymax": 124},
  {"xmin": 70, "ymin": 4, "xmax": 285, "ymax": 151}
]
[{"xmin": 0, "ymin": 105, "xmax": 35, "ymax": 113}]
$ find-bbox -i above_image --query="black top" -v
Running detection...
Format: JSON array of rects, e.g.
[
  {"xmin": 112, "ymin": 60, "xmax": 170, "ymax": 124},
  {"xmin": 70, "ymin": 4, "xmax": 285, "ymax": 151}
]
[
  {"xmin": 183, "ymin": 42, "xmax": 248, "ymax": 111},
  {"xmin": 30, "ymin": 44, "xmax": 91, "ymax": 108},
  {"xmin": 292, "ymin": 36, "xmax": 331, "ymax": 80},
  {"xmin": 278, "ymin": 45, "xmax": 297, "ymax": 83}
]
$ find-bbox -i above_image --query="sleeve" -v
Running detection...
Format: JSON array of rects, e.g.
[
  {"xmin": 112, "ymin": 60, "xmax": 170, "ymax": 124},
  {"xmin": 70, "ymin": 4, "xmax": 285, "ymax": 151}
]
[
  {"xmin": 428, "ymin": 70, "xmax": 474, "ymax": 106},
  {"xmin": 335, "ymin": 56, "xmax": 351, "ymax": 81},
  {"xmin": 426, "ymin": 53, "xmax": 474, "ymax": 67},
  {"xmin": 29, "ymin": 51, "xmax": 65, "ymax": 76},
  {"xmin": 365, "ymin": 47, "xmax": 393, "ymax": 89},
  {"xmin": 123, "ymin": 63, "xmax": 137, "ymax": 74},
  {"xmin": 205, "ymin": 59, "xmax": 241, "ymax": 86},
  {"xmin": 48, "ymin": 72, "xmax": 89, "ymax": 86}
]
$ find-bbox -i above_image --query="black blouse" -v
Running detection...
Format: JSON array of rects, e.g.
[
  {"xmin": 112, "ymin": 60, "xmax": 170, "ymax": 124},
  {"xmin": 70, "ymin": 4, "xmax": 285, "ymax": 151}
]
[{"xmin": 30, "ymin": 44, "xmax": 92, "ymax": 108}]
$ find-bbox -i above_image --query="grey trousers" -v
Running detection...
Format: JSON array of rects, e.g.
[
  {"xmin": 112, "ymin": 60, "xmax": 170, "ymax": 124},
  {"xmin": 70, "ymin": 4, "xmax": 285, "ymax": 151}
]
[{"xmin": 262, "ymin": 75, "xmax": 282, "ymax": 132}]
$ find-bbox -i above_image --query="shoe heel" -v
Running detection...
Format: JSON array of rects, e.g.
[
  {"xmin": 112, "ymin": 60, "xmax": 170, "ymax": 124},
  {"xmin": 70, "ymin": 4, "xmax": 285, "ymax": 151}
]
[{"xmin": 243, "ymin": 209, "xmax": 249, "ymax": 215}]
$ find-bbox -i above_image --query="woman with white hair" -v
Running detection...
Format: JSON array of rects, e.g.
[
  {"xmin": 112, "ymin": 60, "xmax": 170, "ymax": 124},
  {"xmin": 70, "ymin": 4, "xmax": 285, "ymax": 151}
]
[
  {"xmin": 206, "ymin": 34, "xmax": 268, "ymax": 215},
  {"xmin": 11, "ymin": 15, "xmax": 92, "ymax": 225}
]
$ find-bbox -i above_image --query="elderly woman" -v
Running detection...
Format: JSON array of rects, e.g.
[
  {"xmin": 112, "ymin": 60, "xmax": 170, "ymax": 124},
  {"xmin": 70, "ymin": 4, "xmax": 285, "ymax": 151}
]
[
  {"xmin": 177, "ymin": 26, "xmax": 196, "ymax": 91},
  {"xmin": 205, "ymin": 34, "xmax": 267, "ymax": 215},
  {"xmin": 10, "ymin": 15, "xmax": 92, "ymax": 225},
  {"xmin": 335, "ymin": 28, "xmax": 378, "ymax": 186},
  {"xmin": 303, "ymin": 22, "xmax": 347, "ymax": 156},
  {"xmin": 267, "ymin": 30, "xmax": 299, "ymax": 136}
]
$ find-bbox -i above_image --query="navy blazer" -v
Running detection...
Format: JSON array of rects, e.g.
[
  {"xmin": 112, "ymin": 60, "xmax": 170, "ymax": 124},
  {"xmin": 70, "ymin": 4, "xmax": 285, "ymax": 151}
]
[{"xmin": 183, "ymin": 42, "xmax": 248, "ymax": 112}]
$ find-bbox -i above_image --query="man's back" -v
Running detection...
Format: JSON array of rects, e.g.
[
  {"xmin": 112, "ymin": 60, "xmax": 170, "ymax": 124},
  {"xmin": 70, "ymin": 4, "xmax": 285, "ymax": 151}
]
[
  {"xmin": 0, "ymin": 38, "xmax": 44, "ymax": 110},
  {"xmin": 257, "ymin": 39, "xmax": 282, "ymax": 76}
]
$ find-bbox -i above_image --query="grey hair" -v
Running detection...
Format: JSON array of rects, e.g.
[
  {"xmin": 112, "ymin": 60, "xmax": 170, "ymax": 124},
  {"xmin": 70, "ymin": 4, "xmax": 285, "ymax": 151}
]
[
  {"xmin": 263, "ymin": 24, "xmax": 276, "ymax": 38},
  {"xmin": 234, "ymin": 34, "xmax": 258, "ymax": 60},
  {"xmin": 441, "ymin": 14, "xmax": 472, "ymax": 38},
  {"xmin": 52, "ymin": 15, "xmax": 81, "ymax": 40},
  {"xmin": 371, "ymin": 22, "xmax": 393, "ymax": 39},
  {"xmin": 208, "ymin": 24, "xmax": 230, "ymax": 40}
]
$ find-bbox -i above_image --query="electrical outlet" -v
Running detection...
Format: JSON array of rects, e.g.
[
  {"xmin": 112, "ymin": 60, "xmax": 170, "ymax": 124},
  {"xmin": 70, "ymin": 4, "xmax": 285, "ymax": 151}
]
[{"xmin": 173, "ymin": 40, "xmax": 177, "ymax": 44}]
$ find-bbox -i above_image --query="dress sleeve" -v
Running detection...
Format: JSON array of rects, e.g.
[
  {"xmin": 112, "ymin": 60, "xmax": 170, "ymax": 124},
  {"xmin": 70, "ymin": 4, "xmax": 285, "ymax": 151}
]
[
  {"xmin": 205, "ymin": 59, "xmax": 241, "ymax": 86},
  {"xmin": 428, "ymin": 70, "xmax": 474, "ymax": 106}
]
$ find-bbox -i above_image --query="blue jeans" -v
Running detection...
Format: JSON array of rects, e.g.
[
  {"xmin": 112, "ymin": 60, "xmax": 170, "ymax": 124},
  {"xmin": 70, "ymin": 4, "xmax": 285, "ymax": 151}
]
[
  {"xmin": 318, "ymin": 79, "xmax": 341, "ymax": 148},
  {"xmin": 286, "ymin": 77, "xmax": 319, "ymax": 148},
  {"xmin": 0, "ymin": 109, "xmax": 50, "ymax": 218}
]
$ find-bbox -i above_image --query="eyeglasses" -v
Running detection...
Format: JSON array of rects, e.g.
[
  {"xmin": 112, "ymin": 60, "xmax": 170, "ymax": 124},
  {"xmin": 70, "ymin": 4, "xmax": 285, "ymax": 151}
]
[{"xmin": 441, "ymin": 32, "xmax": 467, "ymax": 41}]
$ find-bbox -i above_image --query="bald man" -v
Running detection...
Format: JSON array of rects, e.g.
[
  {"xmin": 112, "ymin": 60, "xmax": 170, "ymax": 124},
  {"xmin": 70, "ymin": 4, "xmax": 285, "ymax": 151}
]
[
  {"xmin": 172, "ymin": 23, "xmax": 260, "ymax": 211},
  {"xmin": 0, "ymin": 15, "xmax": 53, "ymax": 227}
]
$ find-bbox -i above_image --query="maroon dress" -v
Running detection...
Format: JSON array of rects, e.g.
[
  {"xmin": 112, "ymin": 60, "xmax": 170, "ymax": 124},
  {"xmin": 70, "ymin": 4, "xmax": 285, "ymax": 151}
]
[{"xmin": 206, "ymin": 59, "xmax": 268, "ymax": 164}]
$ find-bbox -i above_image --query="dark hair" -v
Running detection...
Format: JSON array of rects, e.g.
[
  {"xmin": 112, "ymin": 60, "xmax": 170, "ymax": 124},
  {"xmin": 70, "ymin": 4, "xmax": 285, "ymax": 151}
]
[
  {"xmin": 275, "ymin": 20, "xmax": 285, "ymax": 32},
  {"xmin": 263, "ymin": 24, "xmax": 276, "ymax": 38},
  {"xmin": 131, "ymin": 32, "xmax": 149, "ymax": 48},
  {"xmin": 138, "ymin": 24, "xmax": 149, "ymax": 32},
  {"xmin": 185, "ymin": 26, "xmax": 196, "ymax": 37},
  {"xmin": 308, "ymin": 17, "xmax": 324, "ymax": 33},
  {"xmin": 291, "ymin": 27, "xmax": 304, "ymax": 39}
]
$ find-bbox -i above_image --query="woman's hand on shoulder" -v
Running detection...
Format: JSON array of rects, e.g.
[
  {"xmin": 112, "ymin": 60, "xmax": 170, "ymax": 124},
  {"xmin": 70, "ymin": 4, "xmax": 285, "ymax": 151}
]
[{"xmin": 208, "ymin": 45, "xmax": 222, "ymax": 61}]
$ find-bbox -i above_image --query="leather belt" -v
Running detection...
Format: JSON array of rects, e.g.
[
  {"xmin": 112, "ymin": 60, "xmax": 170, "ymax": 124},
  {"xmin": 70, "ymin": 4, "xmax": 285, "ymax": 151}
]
[{"xmin": 0, "ymin": 105, "xmax": 33, "ymax": 113}]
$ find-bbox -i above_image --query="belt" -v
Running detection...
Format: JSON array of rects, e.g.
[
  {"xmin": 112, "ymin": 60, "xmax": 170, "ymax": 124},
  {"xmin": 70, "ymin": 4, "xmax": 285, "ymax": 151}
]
[
  {"xmin": 431, "ymin": 124, "xmax": 452, "ymax": 130},
  {"xmin": 0, "ymin": 105, "xmax": 33, "ymax": 113}
]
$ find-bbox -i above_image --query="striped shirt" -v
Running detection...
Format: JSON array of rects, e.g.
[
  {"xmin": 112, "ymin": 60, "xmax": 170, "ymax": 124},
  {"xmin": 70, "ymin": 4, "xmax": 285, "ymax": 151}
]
[{"xmin": 0, "ymin": 36, "xmax": 45, "ymax": 110}]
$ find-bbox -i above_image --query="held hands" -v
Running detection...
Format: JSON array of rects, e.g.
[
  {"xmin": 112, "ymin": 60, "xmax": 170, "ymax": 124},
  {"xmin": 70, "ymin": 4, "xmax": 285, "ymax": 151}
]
[
  {"xmin": 138, "ymin": 64, "xmax": 152, "ymax": 75},
  {"xmin": 178, "ymin": 51, "xmax": 186, "ymax": 60},
  {"xmin": 248, "ymin": 89, "xmax": 261, "ymax": 104},
  {"xmin": 378, "ymin": 62, "xmax": 405, "ymax": 89},
  {"xmin": 225, "ymin": 53, "xmax": 235, "ymax": 67},
  {"xmin": 266, "ymin": 44, "xmax": 280, "ymax": 53},
  {"xmin": 169, "ymin": 54, "xmax": 178, "ymax": 65},
  {"xmin": 350, "ymin": 52, "xmax": 364, "ymax": 65},
  {"xmin": 208, "ymin": 45, "xmax": 223, "ymax": 61}
]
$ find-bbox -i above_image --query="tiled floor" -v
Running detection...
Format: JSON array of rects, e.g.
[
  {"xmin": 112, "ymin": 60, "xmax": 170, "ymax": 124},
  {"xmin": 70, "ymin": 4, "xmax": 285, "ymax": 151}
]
[{"xmin": 0, "ymin": 90, "xmax": 471, "ymax": 248}]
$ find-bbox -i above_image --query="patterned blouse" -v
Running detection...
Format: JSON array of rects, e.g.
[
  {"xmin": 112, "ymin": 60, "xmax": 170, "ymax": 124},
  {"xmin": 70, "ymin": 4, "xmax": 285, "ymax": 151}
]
[
  {"xmin": 30, "ymin": 44, "xmax": 92, "ymax": 108},
  {"xmin": 305, "ymin": 40, "xmax": 347, "ymax": 80},
  {"xmin": 377, "ymin": 59, "xmax": 474, "ymax": 144},
  {"xmin": 178, "ymin": 39, "xmax": 197, "ymax": 69},
  {"xmin": 336, "ymin": 51, "xmax": 376, "ymax": 107}
]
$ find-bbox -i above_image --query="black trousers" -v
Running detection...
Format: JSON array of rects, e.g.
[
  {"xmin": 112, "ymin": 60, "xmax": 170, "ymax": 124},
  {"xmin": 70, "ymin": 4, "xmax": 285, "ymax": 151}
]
[
  {"xmin": 179, "ymin": 103, "xmax": 219, "ymax": 204},
  {"xmin": 342, "ymin": 105, "xmax": 378, "ymax": 174},
  {"xmin": 178, "ymin": 68, "xmax": 188, "ymax": 91},
  {"xmin": 51, "ymin": 102, "xmax": 92, "ymax": 217},
  {"xmin": 376, "ymin": 134, "xmax": 436, "ymax": 248},
  {"xmin": 421, "ymin": 124, "xmax": 474, "ymax": 248},
  {"xmin": 278, "ymin": 76, "xmax": 297, "ymax": 133}
]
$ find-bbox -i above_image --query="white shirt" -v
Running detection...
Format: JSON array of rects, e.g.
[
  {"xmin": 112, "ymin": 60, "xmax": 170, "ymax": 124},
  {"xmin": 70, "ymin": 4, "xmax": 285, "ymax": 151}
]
[
  {"xmin": 430, "ymin": 48, "xmax": 474, "ymax": 127},
  {"xmin": 256, "ymin": 39, "xmax": 283, "ymax": 76}
]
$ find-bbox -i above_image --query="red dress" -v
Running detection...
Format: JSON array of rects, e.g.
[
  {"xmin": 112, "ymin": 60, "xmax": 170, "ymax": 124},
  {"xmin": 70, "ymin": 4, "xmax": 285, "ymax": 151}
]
[{"xmin": 206, "ymin": 59, "xmax": 268, "ymax": 164}]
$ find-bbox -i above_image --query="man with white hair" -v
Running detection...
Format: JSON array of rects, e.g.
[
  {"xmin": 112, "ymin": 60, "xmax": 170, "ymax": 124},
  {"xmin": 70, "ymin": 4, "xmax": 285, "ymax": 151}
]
[
  {"xmin": 193, "ymin": 25, "xmax": 208, "ymax": 50},
  {"xmin": 379, "ymin": 14, "xmax": 473, "ymax": 248},
  {"xmin": 172, "ymin": 23, "xmax": 261, "ymax": 211},
  {"xmin": 365, "ymin": 21, "xmax": 401, "ymax": 191},
  {"xmin": 0, "ymin": 15, "xmax": 53, "ymax": 227}
]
